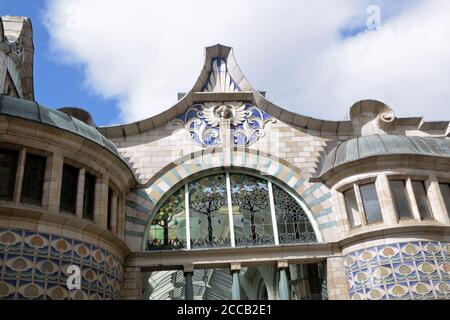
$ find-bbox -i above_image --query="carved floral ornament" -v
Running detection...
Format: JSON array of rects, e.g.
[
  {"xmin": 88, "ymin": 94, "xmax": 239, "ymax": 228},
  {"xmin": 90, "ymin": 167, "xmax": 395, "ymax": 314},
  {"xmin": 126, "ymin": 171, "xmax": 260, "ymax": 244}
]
[{"xmin": 174, "ymin": 102, "xmax": 275, "ymax": 147}]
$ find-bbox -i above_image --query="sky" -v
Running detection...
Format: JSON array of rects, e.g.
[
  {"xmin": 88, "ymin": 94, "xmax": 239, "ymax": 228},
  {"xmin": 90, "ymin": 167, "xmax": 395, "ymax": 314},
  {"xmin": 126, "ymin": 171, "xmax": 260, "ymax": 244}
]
[{"xmin": 1, "ymin": 0, "xmax": 449, "ymax": 126}]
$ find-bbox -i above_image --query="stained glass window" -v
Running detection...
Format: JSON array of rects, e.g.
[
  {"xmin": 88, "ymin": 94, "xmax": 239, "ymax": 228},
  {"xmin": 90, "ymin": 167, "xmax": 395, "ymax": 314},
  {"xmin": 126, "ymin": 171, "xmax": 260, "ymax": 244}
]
[
  {"xmin": 148, "ymin": 187, "xmax": 186, "ymax": 250},
  {"xmin": 189, "ymin": 174, "xmax": 230, "ymax": 248},
  {"xmin": 145, "ymin": 172, "xmax": 319, "ymax": 250},
  {"xmin": 273, "ymin": 184, "xmax": 317, "ymax": 244},
  {"xmin": 231, "ymin": 174, "xmax": 273, "ymax": 246}
]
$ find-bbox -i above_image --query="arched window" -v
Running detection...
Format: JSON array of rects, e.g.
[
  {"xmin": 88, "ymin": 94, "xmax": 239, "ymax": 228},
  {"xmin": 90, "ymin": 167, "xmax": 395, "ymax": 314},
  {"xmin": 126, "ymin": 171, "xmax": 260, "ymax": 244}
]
[{"xmin": 145, "ymin": 172, "xmax": 318, "ymax": 250}]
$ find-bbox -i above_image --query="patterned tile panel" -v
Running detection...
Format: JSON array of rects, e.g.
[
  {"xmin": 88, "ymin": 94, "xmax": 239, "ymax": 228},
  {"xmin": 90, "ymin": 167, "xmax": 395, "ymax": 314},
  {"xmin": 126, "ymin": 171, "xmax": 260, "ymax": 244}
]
[
  {"xmin": 0, "ymin": 227, "xmax": 124, "ymax": 300},
  {"xmin": 344, "ymin": 241, "xmax": 450, "ymax": 300}
]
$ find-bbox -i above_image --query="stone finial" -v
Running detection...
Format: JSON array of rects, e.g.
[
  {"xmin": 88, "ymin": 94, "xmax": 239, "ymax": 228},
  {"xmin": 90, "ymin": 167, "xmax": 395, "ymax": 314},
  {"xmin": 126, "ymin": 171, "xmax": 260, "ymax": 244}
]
[{"xmin": 349, "ymin": 99, "xmax": 395, "ymax": 136}]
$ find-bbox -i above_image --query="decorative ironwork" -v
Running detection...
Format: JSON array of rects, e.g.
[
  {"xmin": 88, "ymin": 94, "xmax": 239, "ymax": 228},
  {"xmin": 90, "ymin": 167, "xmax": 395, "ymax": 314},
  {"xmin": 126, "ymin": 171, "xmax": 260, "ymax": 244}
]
[
  {"xmin": 231, "ymin": 174, "xmax": 274, "ymax": 246},
  {"xmin": 148, "ymin": 188, "xmax": 186, "ymax": 250},
  {"xmin": 174, "ymin": 102, "xmax": 274, "ymax": 147},
  {"xmin": 273, "ymin": 184, "xmax": 317, "ymax": 244},
  {"xmin": 189, "ymin": 174, "xmax": 230, "ymax": 248}
]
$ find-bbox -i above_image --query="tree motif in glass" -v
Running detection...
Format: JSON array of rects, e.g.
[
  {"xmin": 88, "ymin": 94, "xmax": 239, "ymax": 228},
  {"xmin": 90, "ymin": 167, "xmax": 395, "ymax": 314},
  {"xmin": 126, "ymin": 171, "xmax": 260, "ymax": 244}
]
[
  {"xmin": 273, "ymin": 184, "xmax": 317, "ymax": 244},
  {"xmin": 148, "ymin": 188, "xmax": 186, "ymax": 249},
  {"xmin": 230, "ymin": 174, "xmax": 274, "ymax": 246},
  {"xmin": 189, "ymin": 174, "xmax": 230, "ymax": 248}
]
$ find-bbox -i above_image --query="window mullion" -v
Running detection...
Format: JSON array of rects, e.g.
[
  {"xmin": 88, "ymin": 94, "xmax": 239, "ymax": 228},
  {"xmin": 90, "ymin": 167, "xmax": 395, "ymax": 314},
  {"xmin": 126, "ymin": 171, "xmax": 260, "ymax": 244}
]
[
  {"xmin": 226, "ymin": 172, "xmax": 236, "ymax": 247},
  {"xmin": 268, "ymin": 181, "xmax": 279, "ymax": 245},
  {"xmin": 185, "ymin": 182, "xmax": 191, "ymax": 250}
]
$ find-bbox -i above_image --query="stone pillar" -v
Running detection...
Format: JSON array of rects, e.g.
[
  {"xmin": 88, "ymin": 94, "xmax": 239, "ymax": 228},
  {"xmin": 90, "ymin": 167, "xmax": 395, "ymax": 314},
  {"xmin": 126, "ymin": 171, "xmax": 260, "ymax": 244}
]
[
  {"xmin": 94, "ymin": 174, "xmax": 109, "ymax": 229},
  {"xmin": 277, "ymin": 260, "xmax": 290, "ymax": 300},
  {"xmin": 42, "ymin": 152, "xmax": 63, "ymax": 213},
  {"xmin": 375, "ymin": 174, "xmax": 398, "ymax": 225},
  {"xmin": 122, "ymin": 267, "xmax": 142, "ymax": 300},
  {"xmin": 326, "ymin": 257, "xmax": 349, "ymax": 300},
  {"xmin": 230, "ymin": 263, "xmax": 241, "ymax": 300},
  {"xmin": 184, "ymin": 265, "xmax": 194, "ymax": 300},
  {"xmin": 75, "ymin": 168, "xmax": 85, "ymax": 219},
  {"xmin": 426, "ymin": 176, "xmax": 450, "ymax": 224},
  {"xmin": 220, "ymin": 119, "xmax": 232, "ymax": 167},
  {"xmin": 13, "ymin": 147, "xmax": 26, "ymax": 203},
  {"xmin": 405, "ymin": 178, "xmax": 421, "ymax": 221},
  {"xmin": 110, "ymin": 189, "xmax": 118, "ymax": 233}
]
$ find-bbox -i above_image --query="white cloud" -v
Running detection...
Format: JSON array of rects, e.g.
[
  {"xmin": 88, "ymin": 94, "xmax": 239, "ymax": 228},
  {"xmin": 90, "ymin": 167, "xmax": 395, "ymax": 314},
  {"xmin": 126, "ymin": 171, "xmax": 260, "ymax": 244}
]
[{"xmin": 43, "ymin": 0, "xmax": 450, "ymax": 124}]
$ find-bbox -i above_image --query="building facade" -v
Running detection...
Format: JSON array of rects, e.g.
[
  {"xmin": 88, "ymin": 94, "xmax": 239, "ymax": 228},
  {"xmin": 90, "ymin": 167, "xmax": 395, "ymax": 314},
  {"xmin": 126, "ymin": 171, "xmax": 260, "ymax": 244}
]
[{"xmin": 0, "ymin": 16, "xmax": 449, "ymax": 300}]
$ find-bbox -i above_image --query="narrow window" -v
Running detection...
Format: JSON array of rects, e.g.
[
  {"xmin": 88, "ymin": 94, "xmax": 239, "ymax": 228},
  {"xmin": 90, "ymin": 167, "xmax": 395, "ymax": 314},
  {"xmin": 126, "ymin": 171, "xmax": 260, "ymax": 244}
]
[
  {"xmin": 411, "ymin": 181, "xmax": 432, "ymax": 220},
  {"xmin": 439, "ymin": 183, "xmax": 450, "ymax": 219},
  {"xmin": 389, "ymin": 180, "xmax": 413, "ymax": 219},
  {"xmin": 359, "ymin": 183, "xmax": 383, "ymax": 224},
  {"xmin": 107, "ymin": 187, "xmax": 112, "ymax": 230},
  {"xmin": 83, "ymin": 173, "xmax": 96, "ymax": 220},
  {"xmin": 21, "ymin": 153, "xmax": 46, "ymax": 205},
  {"xmin": 60, "ymin": 164, "xmax": 79, "ymax": 214},
  {"xmin": 344, "ymin": 188, "xmax": 361, "ymax": 227},
  {"xmin": 0, "ymin": 148, "xmax": 19, "ymax": 201}
]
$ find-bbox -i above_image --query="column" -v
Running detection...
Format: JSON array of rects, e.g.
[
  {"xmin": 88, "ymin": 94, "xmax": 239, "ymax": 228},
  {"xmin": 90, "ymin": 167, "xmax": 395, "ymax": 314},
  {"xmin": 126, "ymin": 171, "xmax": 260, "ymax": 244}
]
[
  {"xmin": 110, "ymin": 189, "xmax": 118, "ymax": 233},
  {"xmin": 375, "ymin": 174, "xmax": 398, "ymax": 225},
  {"xmin": 13, "ymin": 147, "xmax": 26, "ymax": 204},
  {"xmin": 230, "ymin": 263, "xmax": 241, "ymax": 300},
  {"xmin": 326, "ymin": 257, "xmax": 349, "ymax": 300},
  {"xmin": 94, "ymin": 174, "xmax": 109, "ymax": 229},
  {"xmin": 75, "ymin": 168, "xmax": 85, "ymax": 219},
  {"xmin": 42, "ymin": 151, "xmax": 63, "ymax": 213},
  {"xmin": 277, "ymin": 260, "xmax": 290, "ymax": 300},
  {"xmin": 353, "ymin": 184, "xmax": 368, "ymax": 226},
  {"xmin": 184, "ymin": 265, "xmax": 194, "ymax": 300},
  {"xmin": 426, "ymin": 176, "xmax": 450, "ymax": 224},
  {"xmin": 220, "ymin": 119, "xmax": 232, "ymax": 167},
  {"xmin": 122, "ymin": 267, "xmax": 142, "ymax": 300},
  {"xmin": 405, "ymin": 178, "xmax": 421, "ymax": 221}
]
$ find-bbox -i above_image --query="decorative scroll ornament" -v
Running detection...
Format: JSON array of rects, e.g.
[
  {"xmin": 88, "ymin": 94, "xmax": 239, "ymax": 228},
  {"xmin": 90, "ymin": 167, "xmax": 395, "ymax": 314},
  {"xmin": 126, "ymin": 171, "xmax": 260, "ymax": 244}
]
[
  {"xmin": 5, "ymin": 38, "xmax": 24, "ymax": 62},
  {"xmin": 174, "ymin": 102, "xmax": 275, "ymax": 147}
]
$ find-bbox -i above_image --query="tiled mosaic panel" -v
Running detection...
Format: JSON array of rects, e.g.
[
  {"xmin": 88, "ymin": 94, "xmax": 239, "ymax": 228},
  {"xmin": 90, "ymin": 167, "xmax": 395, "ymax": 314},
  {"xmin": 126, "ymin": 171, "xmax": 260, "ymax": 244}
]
[
  {"xmin": 0, "ymin": 227, "xmax": 123, "ymax": 300},
  {"xmin": 344, "ymin": 241, "xmax": 450, "ymax": 300}
]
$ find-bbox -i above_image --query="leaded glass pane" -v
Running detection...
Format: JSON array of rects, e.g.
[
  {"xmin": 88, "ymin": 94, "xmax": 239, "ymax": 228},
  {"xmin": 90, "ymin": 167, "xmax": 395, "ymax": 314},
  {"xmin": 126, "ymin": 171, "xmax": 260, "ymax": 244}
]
[
  {"xmin": 273, "ymin": 184, "xmax": 317, "ymax": 244},
  {"xmin": 359, "ymin": 183, "xmax": 383, "ymax": 224},
  {"xmin": 148, "ymin": 187, "xmax": 186, "ymax": 250},
  {"xmin": 0, "ymin": 148, "xmax": 18, "ymax": 201},
  {"xmin": 412, "ymin": 180, "xmax": 432, "ymax": 220},
  {"xmin": 344, "ymin": 188, "xmax": 361, "ymax": 227},
  {"xmin": 83, "ymin": 173, "xmax": 95, "ymax": 220},
  {"xmin": 389, "ymin": 180, "xmax": 413, "ymax": 219},
  {"xmin": 439, "ymin": 183, "xmax": 450, "ymax": 219},
  {"xmin": 189, "ymin": 174, "xmax": 230, "ymax": 248},
  {"xmin": 60, "ymin": 164, "xmax": 79, "ymax": 213},
  {"xmin": 230, "ymin": 174, "xmax": 274, "ymax": 246},
  {"xmin": 21, "ymin": 153, "xmax": 46, "ymax": 205}
]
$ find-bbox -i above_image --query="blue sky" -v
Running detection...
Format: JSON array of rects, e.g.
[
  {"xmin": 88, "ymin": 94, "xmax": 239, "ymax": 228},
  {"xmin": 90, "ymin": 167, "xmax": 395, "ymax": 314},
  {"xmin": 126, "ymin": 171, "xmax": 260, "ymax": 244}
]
[
  {"xmin": 1, "ymin": 1, "xmax": 449, "ymax": 125},
  {"xmin": 1, "ymin": 0, "xmax": 119, "ymax": 125}
]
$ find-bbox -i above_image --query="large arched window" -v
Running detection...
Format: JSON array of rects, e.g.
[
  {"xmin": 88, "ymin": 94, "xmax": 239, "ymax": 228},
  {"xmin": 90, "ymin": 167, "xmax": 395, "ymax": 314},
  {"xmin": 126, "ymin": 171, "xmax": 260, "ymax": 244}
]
[{"xmin": 146, "ymin": 172, "xmax": 318, "ymax": 250}]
